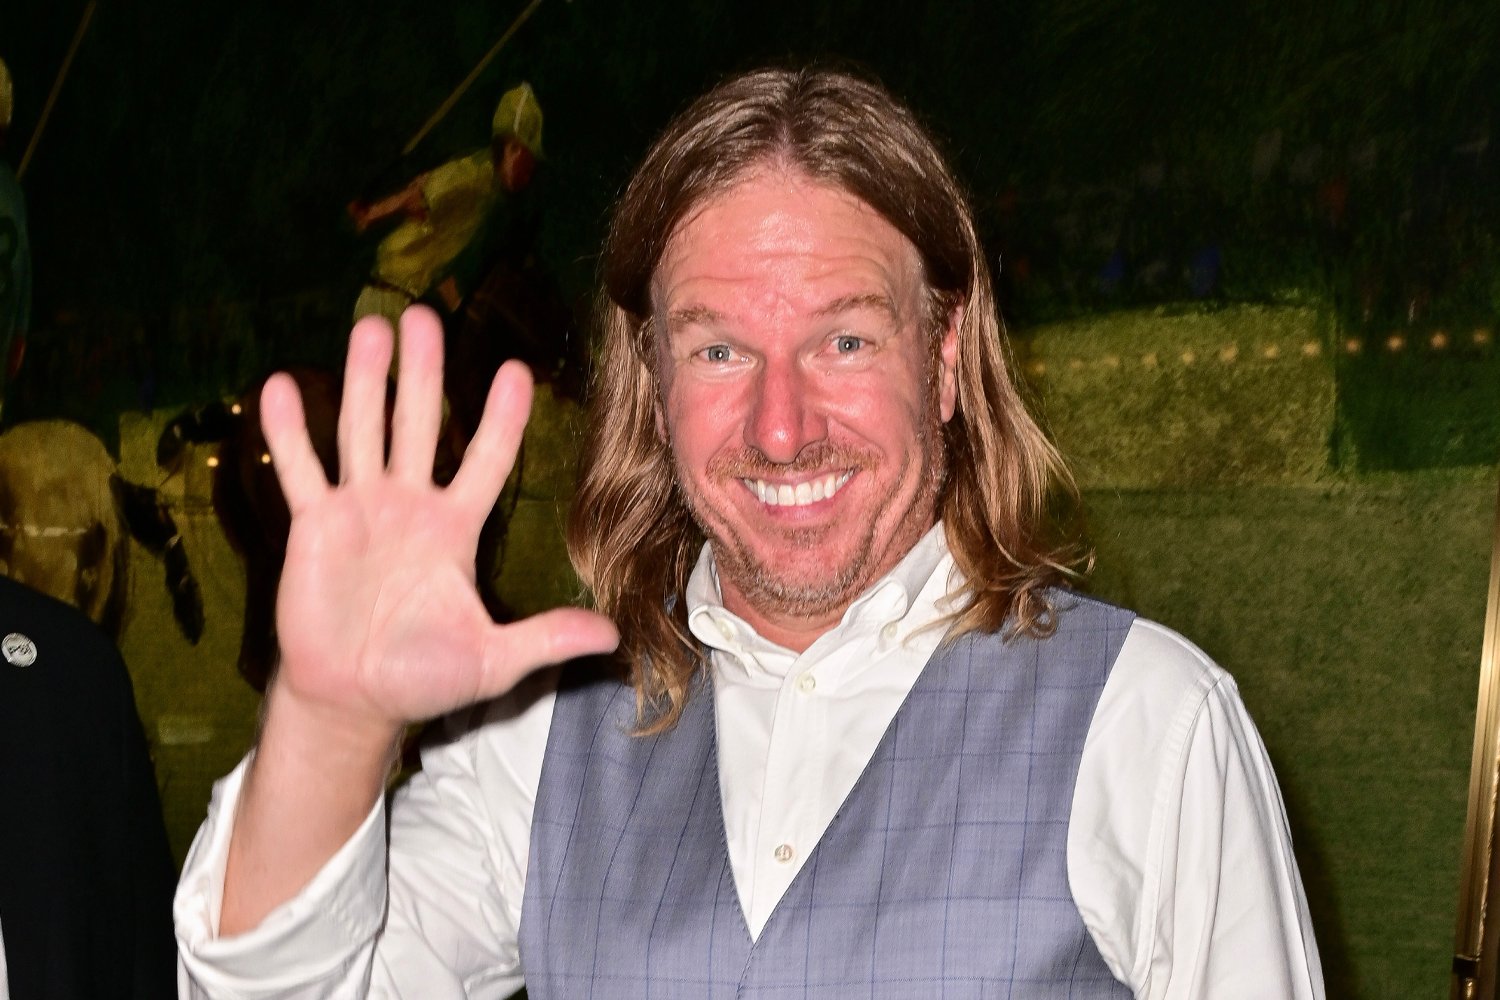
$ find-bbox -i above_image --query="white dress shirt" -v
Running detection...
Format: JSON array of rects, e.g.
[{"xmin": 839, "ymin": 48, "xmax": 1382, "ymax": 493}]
[{"xmin": 176, "ymin": 523, "xmax": 1324, "ymax": 998}]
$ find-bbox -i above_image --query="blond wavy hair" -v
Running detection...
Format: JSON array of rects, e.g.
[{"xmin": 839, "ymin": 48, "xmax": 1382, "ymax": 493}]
[{"xmin": 567, "ymin": 67, "xmax": 1086, "ymax": 732}]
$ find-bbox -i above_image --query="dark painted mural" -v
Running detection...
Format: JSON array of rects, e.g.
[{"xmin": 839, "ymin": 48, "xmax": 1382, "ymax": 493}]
[
  {"xmin": 0, "ymin": 2, "xmax": 1497, "ymax": 997},
  {"xmin": 4, "ymin": 1, "xmax": 1497, "ymax": 463}
]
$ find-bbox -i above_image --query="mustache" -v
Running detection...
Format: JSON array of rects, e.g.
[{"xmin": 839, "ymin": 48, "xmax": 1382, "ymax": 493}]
[{"xmin": 704, "ymin": 441, "xmax": 876, "ymax": 480}]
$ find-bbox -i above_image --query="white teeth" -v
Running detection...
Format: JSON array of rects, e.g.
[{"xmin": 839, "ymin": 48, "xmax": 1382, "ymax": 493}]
[{"xmin": 744, "ymin": 472, "xmax": 852, "ymax": 507}]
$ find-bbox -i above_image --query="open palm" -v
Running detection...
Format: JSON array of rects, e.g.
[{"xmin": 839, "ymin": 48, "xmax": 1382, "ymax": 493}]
[{"xmin": 260, "ymin": 308, "xmax": 618, "ymax": 732}]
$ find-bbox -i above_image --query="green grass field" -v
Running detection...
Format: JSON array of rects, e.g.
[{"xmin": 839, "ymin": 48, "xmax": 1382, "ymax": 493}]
[
  {"xmin": 1031, "ymin": 304, "xmax": 1497, "ymax": 998},
  {"xmin": 1086, "ymin": 475, "xmax": 1493, "ymax": 999}
]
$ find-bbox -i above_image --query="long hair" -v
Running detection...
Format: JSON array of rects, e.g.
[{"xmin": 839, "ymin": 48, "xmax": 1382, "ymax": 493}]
[{"xmin": 567, "ymin": 66, "xmax": 1086, "ymax": 732}]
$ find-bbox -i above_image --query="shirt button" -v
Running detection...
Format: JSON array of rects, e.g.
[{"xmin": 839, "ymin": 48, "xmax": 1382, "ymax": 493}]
[
  {"xmin": 796, "ymin": 673, "xmax": 816, "ymax": 693},
  {"xmin": 773, "ymin": 843, "xmax": 795, "ymax": 864},
  {"xmin": 716, "ymin": 620, "xmax": 734, "ymax": 640},
  {"xmin": 881, "ymin": 622, "xmax": 899, "ymax": 641}
]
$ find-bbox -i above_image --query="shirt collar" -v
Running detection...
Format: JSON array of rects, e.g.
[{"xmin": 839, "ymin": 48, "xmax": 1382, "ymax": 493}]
[{"xmin": 685, "ymin": 521, "xmax": 959, "ymax": 679}]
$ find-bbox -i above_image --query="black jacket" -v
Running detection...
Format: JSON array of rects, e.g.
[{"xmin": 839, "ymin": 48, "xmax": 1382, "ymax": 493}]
[{"xmin": 0, "ymin": 575, "xmax": 177, "ymax": 999}]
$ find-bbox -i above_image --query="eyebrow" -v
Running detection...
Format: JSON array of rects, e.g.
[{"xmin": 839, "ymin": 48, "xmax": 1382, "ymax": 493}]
[
  {"xmin": 665, "ymin": 305, "xmax": 724, "ymax": 330},
  {"xmin": 665, "ymin": 294, "xmax": 898, "ymax": 332},
  {"xmin": 812, "ymin": 293, "xmax": 899, "ymax": 320}
]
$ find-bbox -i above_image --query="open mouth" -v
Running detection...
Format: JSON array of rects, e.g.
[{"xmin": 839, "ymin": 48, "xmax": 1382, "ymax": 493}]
[{"xmin": 742, "ymin": 471, "xmax": 854, "ymax": 507}]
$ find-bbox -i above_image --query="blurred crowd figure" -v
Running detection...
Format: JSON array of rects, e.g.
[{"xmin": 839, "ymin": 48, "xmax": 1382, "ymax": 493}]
[{"xmin": 0, "ymin": 57, "xmax": 177, "ymax": 1000}]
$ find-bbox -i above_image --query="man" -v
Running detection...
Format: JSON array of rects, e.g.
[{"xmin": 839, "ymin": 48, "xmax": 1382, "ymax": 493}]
[
  {"xmin": 177, "ymin": 68, "xmax": 1323, "ymax": 998},
  {"xmin": 351, "ymin": 82, "xmax": 543, "ymax": 329}
]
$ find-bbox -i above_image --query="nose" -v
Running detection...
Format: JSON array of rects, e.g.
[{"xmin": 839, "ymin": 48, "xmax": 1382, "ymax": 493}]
[{"xmin": 745, "ymin": 357, "xmax": 826, "ymax": 464}]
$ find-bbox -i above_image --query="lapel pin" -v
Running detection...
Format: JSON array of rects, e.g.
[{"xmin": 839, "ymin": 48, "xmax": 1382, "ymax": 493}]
[{"xmin": 3, "ymin": 632, "xmax": 37, "ymax": 667}]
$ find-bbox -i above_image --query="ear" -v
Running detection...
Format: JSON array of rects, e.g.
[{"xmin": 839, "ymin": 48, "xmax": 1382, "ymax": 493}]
[{"xmin": 937, "ymin": 305, "xmax": 962, "ymax": 424}]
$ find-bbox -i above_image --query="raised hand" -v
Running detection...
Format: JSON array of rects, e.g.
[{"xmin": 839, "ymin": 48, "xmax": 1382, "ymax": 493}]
[
  {"xmin": 260, "ymin": 307, "xmax": 618, "ymax": 733},
  {"xmin": 220, "ymin": 307, "xmax": 617, "ymax": 935}
]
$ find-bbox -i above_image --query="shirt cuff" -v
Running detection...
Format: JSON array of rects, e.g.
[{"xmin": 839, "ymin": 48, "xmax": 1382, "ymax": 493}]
[{"xmin": 175, "ymin": 753, "xmax": 390, "ymax": 996}]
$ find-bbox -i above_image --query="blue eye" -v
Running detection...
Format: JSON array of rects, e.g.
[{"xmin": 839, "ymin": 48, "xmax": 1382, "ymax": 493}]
[
  {"xmin": 835, "ymin": 335, "xmax": 864, "ymax": 353},
  {"xmin": 703, "ymin": 344, "xmax": 733, "ymax": 362}
]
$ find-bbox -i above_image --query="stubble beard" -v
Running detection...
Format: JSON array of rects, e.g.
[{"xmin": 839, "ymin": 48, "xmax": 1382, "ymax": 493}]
[{"xmin": 678, "ymin": 423, "xmax": 949, "ymax": 626}]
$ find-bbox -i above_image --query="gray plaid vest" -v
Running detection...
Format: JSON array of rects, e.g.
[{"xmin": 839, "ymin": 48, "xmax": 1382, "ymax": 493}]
[{"xmin": 519, "ymin": 592, "xmax": 1135, "ymax": 998}]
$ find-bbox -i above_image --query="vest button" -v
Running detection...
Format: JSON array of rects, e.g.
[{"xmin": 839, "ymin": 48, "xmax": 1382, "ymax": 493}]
[{"xmin": 773, "ymin": 843, "xmax": 794, "ymax": 864}]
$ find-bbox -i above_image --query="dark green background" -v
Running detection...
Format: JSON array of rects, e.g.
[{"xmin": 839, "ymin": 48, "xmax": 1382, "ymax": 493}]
[
  {"xmin": 3, "ymin": 2, "xmax": 1499, "ymax": 997},
  {"xmin": 4, "ymin": 0, "xmax": 1499, "ymax": 463}
]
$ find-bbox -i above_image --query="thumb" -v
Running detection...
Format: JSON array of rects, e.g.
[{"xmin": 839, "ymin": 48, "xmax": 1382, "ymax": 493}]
[{"xmin": 475, "ymin": 608, "xmax": 621, "ymax": 698}]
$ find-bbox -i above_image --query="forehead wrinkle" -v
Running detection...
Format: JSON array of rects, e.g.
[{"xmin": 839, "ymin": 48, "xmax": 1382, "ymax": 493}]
[
  {"xmin": 651, "ymin": 171, "xmax": 927, "ymax": 341},
  {"xmin": 660, "ymin": 274, "xmax": 807, "ymax": 337}
]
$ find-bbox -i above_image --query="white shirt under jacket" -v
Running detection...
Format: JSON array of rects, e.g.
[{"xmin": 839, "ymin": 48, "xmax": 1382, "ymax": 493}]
[{"xmin": 175, "ymin": 523, "xmax": 1325, "ymax": 999}]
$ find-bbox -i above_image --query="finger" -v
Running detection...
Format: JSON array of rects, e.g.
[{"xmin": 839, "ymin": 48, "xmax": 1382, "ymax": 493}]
[
  {"xmin": 476, "ymin": 608, "xmax": 621, "ymax": 696},
  {"xmin": 337, "ymin": 316, "xmax": 396, "ymax": 483},
  {"xmin": 260, "ymin": 373, "xmax": 332, "ymax": 515},
  {"xmin": 448, "ymin": 360, "xmax": 534, "ymax": 519},
  {"xmin": 389, "ymin": 306, "xmax": 446, "ymax": 484}
]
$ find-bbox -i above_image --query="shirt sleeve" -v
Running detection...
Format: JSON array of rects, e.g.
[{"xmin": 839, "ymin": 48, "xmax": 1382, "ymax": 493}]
[
  {"xmin": 1068, "ymin": 619, "xmax": 1325, "ymax": 1000},
  {"xmin": 174, "ymin": 754, "xmax": 391, "ymax": 999},
  {"xmin": 174, "ymin": 681, "xmax": 556, "ymax": 999}
]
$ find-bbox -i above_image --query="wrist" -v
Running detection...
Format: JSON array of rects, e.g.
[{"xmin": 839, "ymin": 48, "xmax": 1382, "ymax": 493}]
[
  {"xmin": 222, "ymin": 683, "xmax": 403, "ymax": 936},
  {"xmin": 239, "ymin": 682, "xmax": 400, "ymax": 831},
  {"xmin": 255, "ymin": 681, "xmax": 404, "ymax": 796}
]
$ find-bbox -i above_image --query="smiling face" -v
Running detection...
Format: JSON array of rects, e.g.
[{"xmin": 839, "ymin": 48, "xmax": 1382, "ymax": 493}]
[{"xmin": 652, "ymin": 168, "xmax": 959, "ymax": 650}]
